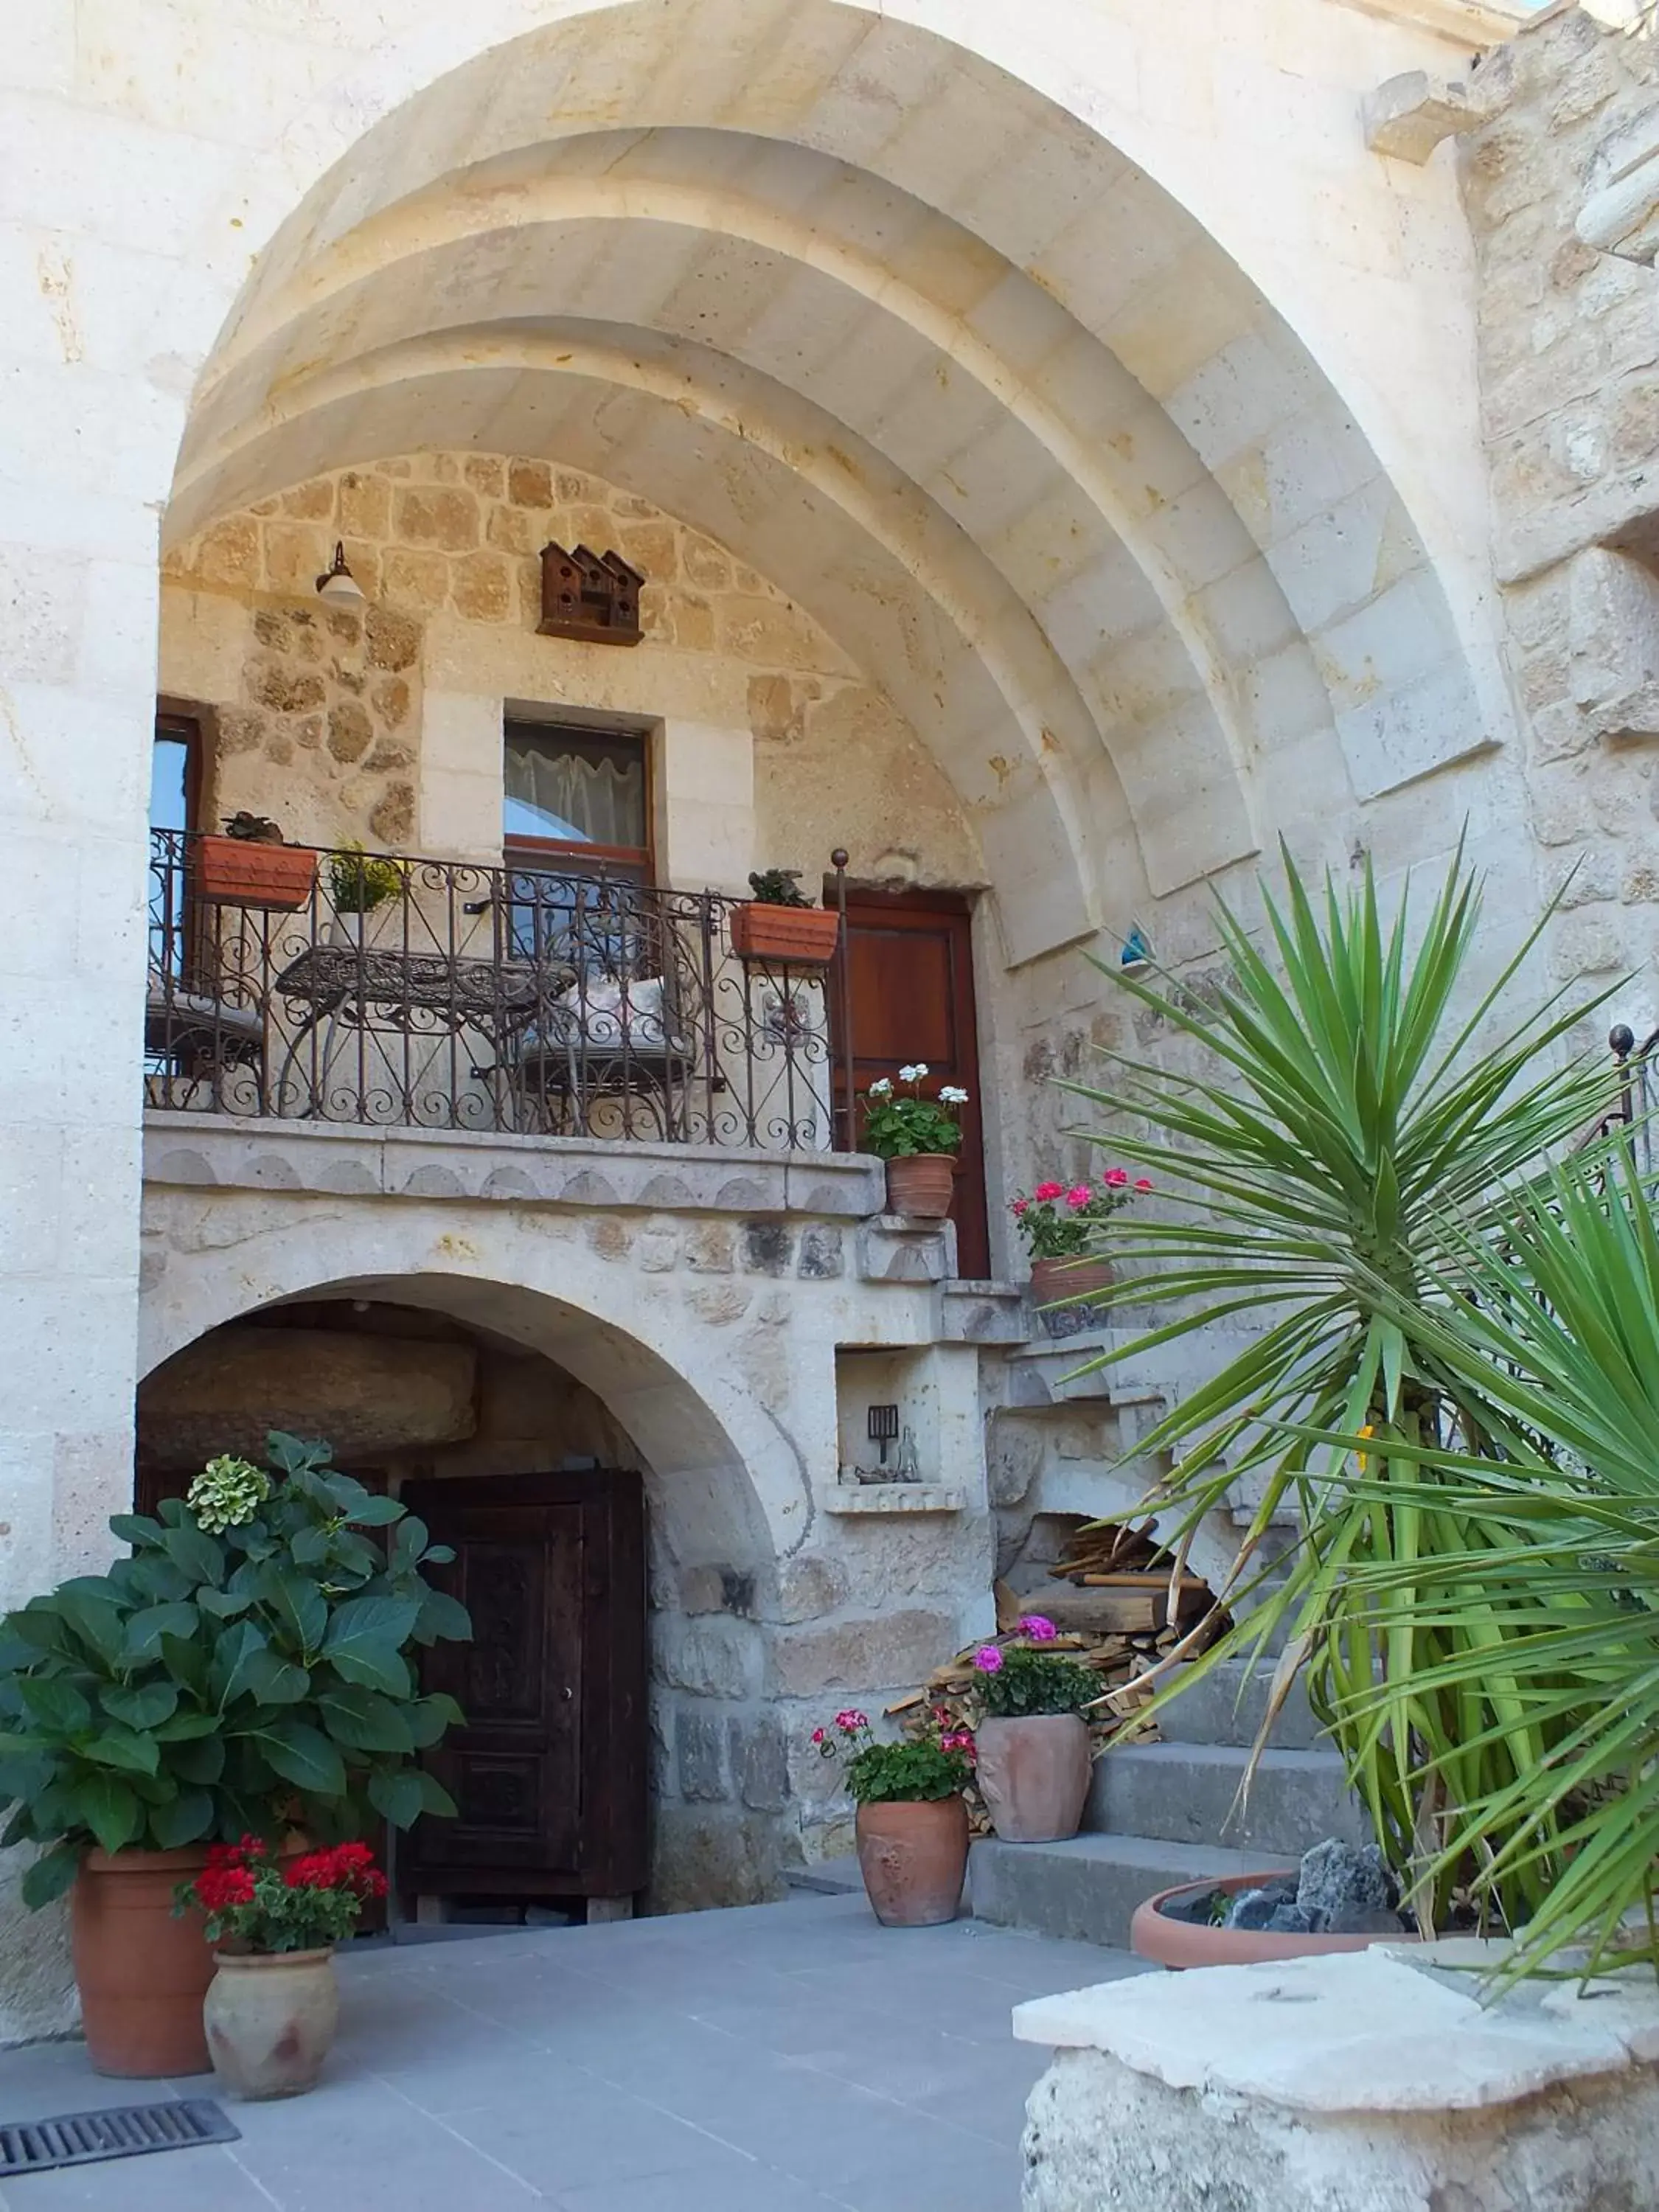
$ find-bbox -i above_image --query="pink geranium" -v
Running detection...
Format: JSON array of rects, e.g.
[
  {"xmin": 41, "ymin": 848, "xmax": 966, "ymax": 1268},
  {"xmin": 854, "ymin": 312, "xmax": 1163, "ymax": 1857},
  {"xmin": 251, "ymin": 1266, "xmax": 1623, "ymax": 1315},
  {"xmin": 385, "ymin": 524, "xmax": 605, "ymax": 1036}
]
[
  {"xmin": 973, "ymin": 1644, "xmax": 1005, "ymax": 1674},
  {"xmin": 1134, "ymin": 1178, "xmax": 1153, "ymax": 1192},
  {"xmin": 835, "ymin": 1708, "xmax": 869, "ymax": 1733},
  {"xmin": 1103, "ymin": 1167, "xmax": 1130, "ymax": 1189},
  {"xmin": 1064, "ymin": 1185, "xmax": 1094, "ymax": 1209},
  {"xmin": 1032, "ymin": 1180, "xmax": 1065, "ymax": 1203},
  {"xmin": 1011, "ymin": 1197, "xmax": 1029, "ymax": 1217},
  {"xmin": 1018, "ymin": 1615, "xmax": 1058, "ymax": 1643}
]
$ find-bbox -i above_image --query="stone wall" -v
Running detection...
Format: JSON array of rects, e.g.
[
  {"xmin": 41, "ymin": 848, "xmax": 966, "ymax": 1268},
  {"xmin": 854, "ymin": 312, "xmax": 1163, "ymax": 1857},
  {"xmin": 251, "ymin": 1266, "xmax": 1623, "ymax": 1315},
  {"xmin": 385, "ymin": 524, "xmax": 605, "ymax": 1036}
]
[
  {"xmin": 159, "ymin": 451, "xmax": 982, "ymax": 894},
  {"xmin": 1462, "ymin": 6, "xmax": 1659, "ymax": 1040}
]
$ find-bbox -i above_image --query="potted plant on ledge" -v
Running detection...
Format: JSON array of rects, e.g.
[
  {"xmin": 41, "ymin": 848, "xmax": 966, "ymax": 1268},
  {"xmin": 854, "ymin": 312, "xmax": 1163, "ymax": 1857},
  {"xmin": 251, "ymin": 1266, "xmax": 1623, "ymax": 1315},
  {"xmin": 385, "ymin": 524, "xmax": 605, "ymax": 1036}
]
[
  {"xmin": 728, "ymin": 867, "xmax": 841, "ymax": 966},
  {"xmin": 326, "ymin": 843, "xmax": 406, "ymax": 947},
  {"xmin": 181, "ymin": 1834, "xmax": 386, "ymax": 2100},
  {"xmin": 859, "ymin": 1064, "xmax": 970, "ymax": 1218},
  {"xmin": 0, "ymin": 1433, "xmax": 471, "ymax": 2076},
  {"xmin": 1011, "ymin": 1169, "xmax": 1151, "ymax": 1333},
  {"xmin": 813, "ymin": 1708, "xmax": 974, "ymax": 1926},
  {"xmin": 971, "ymin": 1619, "xmax": 1099, "ymax": 1843}
]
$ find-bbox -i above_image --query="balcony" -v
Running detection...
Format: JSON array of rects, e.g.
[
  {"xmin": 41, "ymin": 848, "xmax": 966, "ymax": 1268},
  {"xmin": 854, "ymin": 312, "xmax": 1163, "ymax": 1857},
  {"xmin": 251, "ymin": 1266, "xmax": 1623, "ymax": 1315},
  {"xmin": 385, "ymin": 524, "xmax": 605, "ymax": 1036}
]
[{"xmin": 145, "ymin": 830, "xmax": 841, "ymax": 1153}]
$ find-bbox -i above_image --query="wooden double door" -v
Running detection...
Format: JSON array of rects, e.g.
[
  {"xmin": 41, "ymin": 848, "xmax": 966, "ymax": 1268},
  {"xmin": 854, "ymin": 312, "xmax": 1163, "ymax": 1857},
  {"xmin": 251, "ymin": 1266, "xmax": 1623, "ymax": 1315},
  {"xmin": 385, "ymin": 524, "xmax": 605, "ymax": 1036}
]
[{"xmin": 831, "ymin": 889, "xmax": 990, "ymax": 1279}]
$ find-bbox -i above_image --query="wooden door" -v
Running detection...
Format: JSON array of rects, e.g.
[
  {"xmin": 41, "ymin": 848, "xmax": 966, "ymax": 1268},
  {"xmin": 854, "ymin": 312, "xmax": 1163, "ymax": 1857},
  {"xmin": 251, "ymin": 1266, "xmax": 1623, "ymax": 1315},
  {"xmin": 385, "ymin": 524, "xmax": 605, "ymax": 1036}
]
[
  {"xmin": 400, "ymin": 1470, "xmax": 647, "ymax": 1903},
  {"xmin": 831, "ymin": 891, "xmax": 990, "ymax": 1279}
]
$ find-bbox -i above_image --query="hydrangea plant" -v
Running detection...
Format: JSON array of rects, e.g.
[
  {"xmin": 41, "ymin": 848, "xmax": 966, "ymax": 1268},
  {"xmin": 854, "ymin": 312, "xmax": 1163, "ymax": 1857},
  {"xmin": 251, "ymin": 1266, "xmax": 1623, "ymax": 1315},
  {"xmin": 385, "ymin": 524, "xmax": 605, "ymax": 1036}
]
[{"xmin": 0, "ymin": 1432, "xmax": 471, "ymax": 1906}]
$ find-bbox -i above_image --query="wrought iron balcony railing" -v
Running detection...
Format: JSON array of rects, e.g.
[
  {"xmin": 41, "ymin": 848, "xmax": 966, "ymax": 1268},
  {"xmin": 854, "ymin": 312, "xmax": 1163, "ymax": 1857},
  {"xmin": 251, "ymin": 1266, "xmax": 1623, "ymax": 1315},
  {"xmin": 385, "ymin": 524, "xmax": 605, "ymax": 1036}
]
[{"xmin": 145, "ymin": 830, "xmax": 843, "ymax": 1152}]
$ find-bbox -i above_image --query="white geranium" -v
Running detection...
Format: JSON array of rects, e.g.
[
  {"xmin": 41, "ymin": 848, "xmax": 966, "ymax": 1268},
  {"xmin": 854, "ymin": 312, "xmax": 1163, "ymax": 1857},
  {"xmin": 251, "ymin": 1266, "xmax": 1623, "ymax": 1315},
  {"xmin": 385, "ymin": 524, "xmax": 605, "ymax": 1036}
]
[
  {"xmin": 866, "ymin": 1077, "xmax": 893, "ymax": 1096},
  {"xmin": 939, "ymin": 1085, "xmax": 970, "ymax": 1105},
  {"xmin": 898, "ymin": 1062, "xmax": 928, "ymax": 1082}
]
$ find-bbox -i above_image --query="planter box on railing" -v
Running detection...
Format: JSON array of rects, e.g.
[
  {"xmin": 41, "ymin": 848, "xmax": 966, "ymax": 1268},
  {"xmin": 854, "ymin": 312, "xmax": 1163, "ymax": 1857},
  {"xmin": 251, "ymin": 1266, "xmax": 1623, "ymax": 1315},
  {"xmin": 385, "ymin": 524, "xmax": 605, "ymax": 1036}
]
[
  {"xmin": 192, "ymin": 836, "xmax": 318, "ymax": 911},
  {"xmin": 728, "ymin": 902, "xmax": 841, "ymax": 966}
]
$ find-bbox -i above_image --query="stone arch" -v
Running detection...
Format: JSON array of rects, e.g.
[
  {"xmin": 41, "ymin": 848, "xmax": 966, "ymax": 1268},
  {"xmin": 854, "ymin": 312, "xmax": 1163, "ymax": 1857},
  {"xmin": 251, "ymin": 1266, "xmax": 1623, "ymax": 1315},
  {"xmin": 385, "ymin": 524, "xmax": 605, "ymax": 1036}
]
[
  {"xmin": 138, "ymin": 1239, "xmax": 806, "ymax": 1585},
  {"xmin": 167, "ymin": 0, "xmax": 1503, "ymax": 969}
]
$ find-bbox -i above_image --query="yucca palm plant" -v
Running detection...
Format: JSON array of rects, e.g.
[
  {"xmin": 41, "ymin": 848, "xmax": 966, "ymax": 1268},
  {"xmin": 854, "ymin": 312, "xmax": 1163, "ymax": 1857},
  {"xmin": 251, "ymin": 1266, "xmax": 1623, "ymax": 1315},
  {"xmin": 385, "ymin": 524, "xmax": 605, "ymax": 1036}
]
[
  {"xmin": 1068, "ymin": 843, "xmax": 1624, "ymax": 1927},
  {"xmin": 1307, "ymin": 1158, "xmax": 1659, "ymax": 1975}
]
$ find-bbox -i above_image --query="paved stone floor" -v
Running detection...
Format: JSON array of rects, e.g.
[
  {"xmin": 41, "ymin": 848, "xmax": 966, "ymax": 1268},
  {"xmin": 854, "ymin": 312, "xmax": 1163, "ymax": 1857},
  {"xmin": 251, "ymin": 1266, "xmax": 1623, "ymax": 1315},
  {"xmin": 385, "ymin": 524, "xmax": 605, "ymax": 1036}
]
[{"xmin": 0, "ymin": 1891, "xmax": 1147, "ymax": 2211}]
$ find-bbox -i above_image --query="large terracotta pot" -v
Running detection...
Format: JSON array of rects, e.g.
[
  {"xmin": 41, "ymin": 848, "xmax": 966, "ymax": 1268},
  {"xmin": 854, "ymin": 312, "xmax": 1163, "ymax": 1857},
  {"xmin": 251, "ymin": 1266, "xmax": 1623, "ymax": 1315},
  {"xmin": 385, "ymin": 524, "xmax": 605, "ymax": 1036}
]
[
  {"xmin": 884, "ymin": 1153, "xmax": 956, "ymax": 1219},
  {"xmin": 855, "ymin": 1798, "xmax": 969, "ymax": 1927},
  {"xmin": 1130, "ymin": 1869, "xmax": 1419, "ymax": 1969},
  {"xmin": 975, "ymin": 1714, "xmax": 1092, "ymax": 1843},
  {"xmin": 72, "ymin": 1846, "xmax": 218, "ymax": 2077},
  {"xmin": 1030, "ymin": 1256, "xmax": 1113, "ymax": 1324},
  {"xmin": 728, "ymin": 902, "xmax": 841, "ymax": 967},
  {"xmin": 193, "ymin": 835, "xmax": 317, "ymax": 912},
  {"xmin": 204, "ymin": 1949, "xmax": 339, "ymax": 2101}
]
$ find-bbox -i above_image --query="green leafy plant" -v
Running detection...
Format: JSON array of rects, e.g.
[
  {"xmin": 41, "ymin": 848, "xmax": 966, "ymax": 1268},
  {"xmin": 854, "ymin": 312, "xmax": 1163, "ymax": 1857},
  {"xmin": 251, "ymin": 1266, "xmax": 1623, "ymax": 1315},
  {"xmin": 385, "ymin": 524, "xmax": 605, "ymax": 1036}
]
[
  {"xmin": 0, "ymin": 1433, "xmax": 471, "ymax": 1906},
  {"xmin": 747, "ymin": 868, "xmax": 812, "ymax": 909},
  {"xmin": 1307, "ymin": 1155, "xmax": 1659, "ymax": 1978},
  {"xmin": 971, "ymin": 1627, "xmax": 1099, "ymax": 1719},
  {"xmin": 813, "ymin": 1708, "xmax": 973, "ymax": 1804},
  {"xmin": 1066, "ymin": 842, "xmax": 1623, "ymax": 1929},
  {"xmin": 858, "ymin": 1066, "xmax": 970, "ymax": 1159},
  {"xmin": 178, "ymin": 1835, "xmax": 387, "ymax": 1953},
  {"xmin": 327, "ymin": 844, "xmax": 405, "ymax": 914}
]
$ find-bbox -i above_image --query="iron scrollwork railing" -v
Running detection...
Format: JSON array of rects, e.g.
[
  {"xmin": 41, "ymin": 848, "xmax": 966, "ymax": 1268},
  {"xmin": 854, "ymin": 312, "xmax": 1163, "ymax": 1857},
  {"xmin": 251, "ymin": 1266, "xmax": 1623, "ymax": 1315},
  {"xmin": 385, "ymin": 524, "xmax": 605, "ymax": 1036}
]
[{"xmin": 145, "ymin": 830, "xmax": 845, "ymax": 1152}]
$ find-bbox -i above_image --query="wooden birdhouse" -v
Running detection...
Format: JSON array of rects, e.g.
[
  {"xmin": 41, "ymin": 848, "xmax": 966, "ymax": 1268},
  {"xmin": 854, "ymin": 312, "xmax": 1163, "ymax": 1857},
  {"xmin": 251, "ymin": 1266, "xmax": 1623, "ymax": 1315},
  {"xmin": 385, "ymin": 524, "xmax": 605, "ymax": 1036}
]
[{"xmin": 537, "ymin": 543, "xmax": 644, "ymax": 646}]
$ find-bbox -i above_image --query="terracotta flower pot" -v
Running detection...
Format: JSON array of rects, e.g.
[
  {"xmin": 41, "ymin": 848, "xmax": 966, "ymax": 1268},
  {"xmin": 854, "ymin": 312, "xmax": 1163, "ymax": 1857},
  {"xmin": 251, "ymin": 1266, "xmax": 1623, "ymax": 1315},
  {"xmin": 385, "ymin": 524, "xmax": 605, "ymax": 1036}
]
[
  {"xmin": 72, "ymin": 1846, "xmax": 218, "ymax": 2078},
  {"xmin": 975, "ymin": 1714, "xmax": 1092, "ymax": 1843},
  {"xmin": 193, "ymin": 836, "xmax": 317, "ymax": 912},
  {"xmin": 1030, "ymin": 1256, "xmax": 1113, "ymax": 1315},
  {"xmin": 855, "ymin": 1798, "xmax": 969, "ymax": 1927},
  {"xmin": 1130, "ymin": 1870, "xmax": 1419, "ymax": 1970},
  {"xmin": 885, "ymin": 1153, "xmax": 956, "ymax": 1219},
  {"xmin": 728, "ymin": 902, "xmax": 841, "ymax": 966},
  {"xmin": 204, "ymin": 1948, "xmax": 340, "ymax": 2101}
]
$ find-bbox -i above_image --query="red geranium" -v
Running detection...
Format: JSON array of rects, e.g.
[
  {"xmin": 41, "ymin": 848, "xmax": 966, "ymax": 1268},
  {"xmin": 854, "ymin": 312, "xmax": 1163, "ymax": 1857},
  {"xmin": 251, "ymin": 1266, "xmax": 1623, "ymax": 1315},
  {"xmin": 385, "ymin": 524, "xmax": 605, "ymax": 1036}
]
[{"xmin": 175, "ymin": 1836, "xmax": 386, "ymax": 1952}]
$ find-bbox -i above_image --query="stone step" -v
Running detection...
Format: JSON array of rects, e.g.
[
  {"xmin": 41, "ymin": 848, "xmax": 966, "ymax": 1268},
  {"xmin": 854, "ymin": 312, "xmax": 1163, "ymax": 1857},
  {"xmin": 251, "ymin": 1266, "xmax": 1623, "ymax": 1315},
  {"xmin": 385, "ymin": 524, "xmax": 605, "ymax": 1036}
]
[
  {"xmin": 1155, "ymin": 1657, "xmax": 1324, "ymax": 1752},
  {"xmin": 1086, "ymin": 1742, "xmax": 1364, "ymax": 1859},
  {"xmin": 970, "ymin": 1832, "xmax": 1279, "ymax": 1950}
]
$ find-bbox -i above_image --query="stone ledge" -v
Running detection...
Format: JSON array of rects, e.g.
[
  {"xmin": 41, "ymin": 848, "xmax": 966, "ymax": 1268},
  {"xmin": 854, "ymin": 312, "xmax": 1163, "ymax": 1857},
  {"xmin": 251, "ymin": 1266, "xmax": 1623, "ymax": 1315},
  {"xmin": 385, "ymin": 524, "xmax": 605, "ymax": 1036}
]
[
  {"xmin": 1013, "ymin": 1946, "xmax": 1659, "ymax": 2115},
  {"xmin": 141, "ymin": 1113, "xmax": 886, "ymax": 1220},
  {"xmin": 821, "ymin": 1484, "xmax": 966, "ymax": 1515},
  {"xmin": 936, "ymin": 1281, "xmax": 1029, "ymax": 1343},
  {"xmin": 1004, "ymin": 1330, "xmax": 1164, "ymax": 1409}
]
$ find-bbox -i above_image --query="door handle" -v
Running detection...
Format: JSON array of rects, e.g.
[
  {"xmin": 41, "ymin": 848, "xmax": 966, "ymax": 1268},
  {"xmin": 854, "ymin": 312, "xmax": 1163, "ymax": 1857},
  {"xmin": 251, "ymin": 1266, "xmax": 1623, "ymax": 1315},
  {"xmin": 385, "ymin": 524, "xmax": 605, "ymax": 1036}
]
[{"xmin": 561, "ymin": 1686, "xmax": 574, "ymax": 1701}]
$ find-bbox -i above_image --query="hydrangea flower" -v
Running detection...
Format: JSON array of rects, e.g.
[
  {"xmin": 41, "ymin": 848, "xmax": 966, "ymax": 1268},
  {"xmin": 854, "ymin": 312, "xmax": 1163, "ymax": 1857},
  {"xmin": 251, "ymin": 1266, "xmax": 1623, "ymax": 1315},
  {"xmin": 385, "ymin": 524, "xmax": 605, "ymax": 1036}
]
[
  {"xmin": 973, "ymin": 1644, "xmax": 1005, "ymax": 1674},
  {"xmin": 186, "ymin": 1455, "xmax": 271, "ymax": 1534}
]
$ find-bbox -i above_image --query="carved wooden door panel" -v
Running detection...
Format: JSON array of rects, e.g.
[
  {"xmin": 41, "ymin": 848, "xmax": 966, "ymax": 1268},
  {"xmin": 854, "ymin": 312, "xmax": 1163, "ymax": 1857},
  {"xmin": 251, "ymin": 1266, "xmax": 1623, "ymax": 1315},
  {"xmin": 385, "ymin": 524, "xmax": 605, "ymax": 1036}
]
[{"xmin": 400, "ymin": 1470, "xmax": 647, "ymax": 1902}]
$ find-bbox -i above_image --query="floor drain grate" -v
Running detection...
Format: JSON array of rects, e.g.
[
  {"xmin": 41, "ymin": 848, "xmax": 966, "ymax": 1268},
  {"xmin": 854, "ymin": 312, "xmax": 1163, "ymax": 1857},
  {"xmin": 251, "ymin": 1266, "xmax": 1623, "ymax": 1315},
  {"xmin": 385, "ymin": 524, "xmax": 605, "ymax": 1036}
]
[{"xmin": 0, "ymin": 2098, "xmax": 240, "ymax": 2177}]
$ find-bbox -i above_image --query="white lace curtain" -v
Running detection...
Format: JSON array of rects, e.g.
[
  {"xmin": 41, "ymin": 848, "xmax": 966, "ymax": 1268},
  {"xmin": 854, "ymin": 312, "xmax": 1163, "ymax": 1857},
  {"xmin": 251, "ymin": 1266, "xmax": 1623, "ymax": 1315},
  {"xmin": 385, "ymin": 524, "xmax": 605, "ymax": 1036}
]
[{"xmin": 504, "ymin": 738, "xmax": 643, "ymax": 849}]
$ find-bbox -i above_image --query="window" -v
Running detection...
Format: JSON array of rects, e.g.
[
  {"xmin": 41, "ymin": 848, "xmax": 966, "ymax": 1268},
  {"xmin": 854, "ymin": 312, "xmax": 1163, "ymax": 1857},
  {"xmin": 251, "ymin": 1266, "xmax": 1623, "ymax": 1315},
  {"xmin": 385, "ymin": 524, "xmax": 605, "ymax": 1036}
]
[
  {"xmin": 503, "ymin": 720, "xmax": 651, "ymax": 880},
  {"xmin": 151, "ymin": 712, "xmax": 200, "ymax": 837},
  {"xmin": 502, "ymin": 720, "xmax": 655, "ymax": 977}
]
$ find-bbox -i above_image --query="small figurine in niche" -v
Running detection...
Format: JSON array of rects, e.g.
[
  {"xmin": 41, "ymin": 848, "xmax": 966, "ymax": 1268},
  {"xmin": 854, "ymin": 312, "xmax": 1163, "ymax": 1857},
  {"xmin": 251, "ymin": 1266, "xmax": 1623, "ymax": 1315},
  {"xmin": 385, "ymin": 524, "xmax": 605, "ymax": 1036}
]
[{"xmin": 894, "ymin": 1426, "xmax": 921, "ymax": 1483}]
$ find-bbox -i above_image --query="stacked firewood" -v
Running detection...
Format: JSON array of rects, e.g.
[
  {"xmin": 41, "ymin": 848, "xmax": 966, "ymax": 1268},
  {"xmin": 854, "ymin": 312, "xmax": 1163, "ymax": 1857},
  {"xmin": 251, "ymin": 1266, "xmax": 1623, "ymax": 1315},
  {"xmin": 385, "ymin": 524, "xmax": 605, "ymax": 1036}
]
[{"xmin": 883, "ymin": 1525, "xmax": 1226, "ymax": 1834}]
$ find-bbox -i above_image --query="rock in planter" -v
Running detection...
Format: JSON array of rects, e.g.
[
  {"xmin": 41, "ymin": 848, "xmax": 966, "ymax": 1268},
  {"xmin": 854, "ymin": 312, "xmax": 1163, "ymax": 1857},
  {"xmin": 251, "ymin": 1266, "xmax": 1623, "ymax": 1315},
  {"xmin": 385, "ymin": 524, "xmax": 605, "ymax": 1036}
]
[{"xmin": 1295, "ymin": 1838, "xmax": 1398, "ymax": 1935}]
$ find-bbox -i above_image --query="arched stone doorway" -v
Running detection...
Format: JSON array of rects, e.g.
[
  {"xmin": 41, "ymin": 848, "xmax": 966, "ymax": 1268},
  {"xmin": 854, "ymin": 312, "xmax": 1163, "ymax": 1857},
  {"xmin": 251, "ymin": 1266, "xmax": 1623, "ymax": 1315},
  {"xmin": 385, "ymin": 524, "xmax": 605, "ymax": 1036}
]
[{"xmin": 137, "ymin": 1277, "xmax": 790, "ymax": 1919}]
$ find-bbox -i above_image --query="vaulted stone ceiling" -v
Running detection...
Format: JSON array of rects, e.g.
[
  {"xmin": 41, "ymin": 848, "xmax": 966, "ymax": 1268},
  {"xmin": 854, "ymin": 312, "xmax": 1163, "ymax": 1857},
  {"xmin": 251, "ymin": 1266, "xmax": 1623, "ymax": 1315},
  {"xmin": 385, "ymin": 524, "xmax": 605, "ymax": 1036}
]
[{"xmin": 169, "ymin": 0, "xmax": 1486, "ymax": 967}]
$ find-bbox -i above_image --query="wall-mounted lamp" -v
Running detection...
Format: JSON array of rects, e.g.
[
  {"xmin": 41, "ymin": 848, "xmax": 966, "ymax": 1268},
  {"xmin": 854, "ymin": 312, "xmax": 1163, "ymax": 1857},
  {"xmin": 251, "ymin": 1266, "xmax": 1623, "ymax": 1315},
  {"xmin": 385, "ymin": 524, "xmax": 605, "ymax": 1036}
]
[{"xmin": 315, "ymin": 541, "xmax": 366, "ymax": 605}]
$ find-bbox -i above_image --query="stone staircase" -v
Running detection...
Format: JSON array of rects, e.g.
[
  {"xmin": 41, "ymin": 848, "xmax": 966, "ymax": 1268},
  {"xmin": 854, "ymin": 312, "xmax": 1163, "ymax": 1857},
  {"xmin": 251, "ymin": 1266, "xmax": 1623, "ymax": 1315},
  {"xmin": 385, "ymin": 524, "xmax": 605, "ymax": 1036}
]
[{"xmin": 969, "ymin": 1655, "xmax": 1364, "ymax": 1950}]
